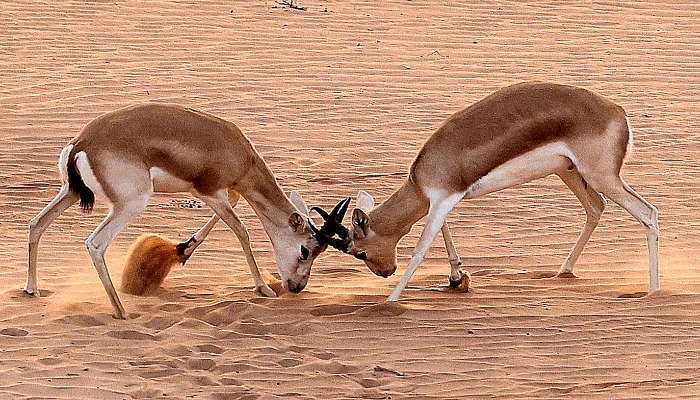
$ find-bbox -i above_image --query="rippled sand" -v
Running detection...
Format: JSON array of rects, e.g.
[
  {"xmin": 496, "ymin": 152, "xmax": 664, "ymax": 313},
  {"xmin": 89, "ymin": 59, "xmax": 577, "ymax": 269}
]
[{"xmin": 1, "ymin": 1, "xmax": 700, "ymax": 398}]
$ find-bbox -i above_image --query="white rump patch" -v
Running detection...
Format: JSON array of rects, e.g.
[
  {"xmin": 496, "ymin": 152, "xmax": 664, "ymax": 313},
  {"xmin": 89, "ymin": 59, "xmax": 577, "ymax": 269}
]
[
  {"xmin": 464, "ymin": 142, "xmax": 575, "ymax": 199},
  {"xmin": 74, "ymin": 151, "xmax": 107, "ymax": 199},
  {"xmin": 623, "ymin": 117, "xmax": 634, "ymax": 159},
  {"xmin": 57, "ymin": 144, "xmax": 73, "ymax": 184}
]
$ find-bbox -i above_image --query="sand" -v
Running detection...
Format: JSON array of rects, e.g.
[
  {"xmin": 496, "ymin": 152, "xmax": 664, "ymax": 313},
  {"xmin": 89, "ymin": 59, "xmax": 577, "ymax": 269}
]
[{"xmin": 2, "ymin": 0, "xmax": 700, "ymax": 398}]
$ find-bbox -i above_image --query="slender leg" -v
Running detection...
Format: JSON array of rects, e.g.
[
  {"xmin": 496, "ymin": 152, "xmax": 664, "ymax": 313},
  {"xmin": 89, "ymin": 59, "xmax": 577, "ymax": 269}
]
[
  {"xmin": 442, "ymin": 222, "xmax": 470, "ymax": 290},
  {"xmin": 86, "ymin": 197, "xmax": 150, "ymax": 319},
  {"xmin": 387, "ymin": 191, "xmax": 465, "ymax": 302},
  {"xmin": 596, "ymin": 177, "xmax": 659, "ymax": 292},
  {"xmin": 26, "ymin": 186, "xmax": 79, "ymax": 295},
  {"xmin": 178, "ymin": 215, "xmax": 220, "ymax": 259},
  {"xmin": 556, "ymin": 168, "xmax": 606, "ymax": 276},
  {"xmin": 197, "ymin": 191, "xmax": 276, "ymax": 297},
  {"xmin": 178, "ymin": 191, "xmax": 239, "ymax": 259}
]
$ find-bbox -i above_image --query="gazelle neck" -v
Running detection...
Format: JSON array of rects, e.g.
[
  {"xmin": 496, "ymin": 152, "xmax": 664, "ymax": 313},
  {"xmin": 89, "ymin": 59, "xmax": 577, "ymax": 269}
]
[
  {"xmin": 370, "ymin": 178, "xmax": 430, "ymax": 238},
  {"xmin": 237, "ymin": 159, "xmax": 297, "ymax": 236}
]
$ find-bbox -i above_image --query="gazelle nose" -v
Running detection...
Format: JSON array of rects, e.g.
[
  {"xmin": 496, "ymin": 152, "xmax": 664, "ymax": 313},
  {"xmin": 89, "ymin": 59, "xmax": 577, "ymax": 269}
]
[
  {"xmin": 287, "ymin": 280, "xmax": 305, "ymax": 294},
  {"xmin": 379, "ymin": 266, "xmax": 397, "ymax": 278}
]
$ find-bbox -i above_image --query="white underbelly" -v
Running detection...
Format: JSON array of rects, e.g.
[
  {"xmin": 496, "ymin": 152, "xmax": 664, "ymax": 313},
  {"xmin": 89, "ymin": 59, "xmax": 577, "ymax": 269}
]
[
  {"xmin": 150, "ymin": 167, "xmax": 194, "ymax": 193},
  {"xmin": 464, "ymin": 142, "xmax": 575, "ymax": 199}
]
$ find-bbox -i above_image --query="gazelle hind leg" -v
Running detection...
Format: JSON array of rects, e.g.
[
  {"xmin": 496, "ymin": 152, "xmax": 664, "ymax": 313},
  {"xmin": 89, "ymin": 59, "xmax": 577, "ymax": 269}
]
[
  {"xmin": 442, "ymin": 222, "xmax": 470, "ymax": 291},
  {"xmin": 26, "ymin": 186, "xmax": 79, "ymax": 295},
  {"xmin": 197, "ymin": 191, "xmax": 276, "ymax": 297},
  {"xmin": 388, "ymin": 190, "xmax": 465, "ymax": 302},
  {"xmin": 593, "ymin": 177, "xmax": 659, "ymax": 292},
  {"xmin": 86, "ymin": 196, "xmax": 149, "ymax": 319},
  {"xmin": 556, "ymin": 168, "xmax": 606, "ymax": 277}
]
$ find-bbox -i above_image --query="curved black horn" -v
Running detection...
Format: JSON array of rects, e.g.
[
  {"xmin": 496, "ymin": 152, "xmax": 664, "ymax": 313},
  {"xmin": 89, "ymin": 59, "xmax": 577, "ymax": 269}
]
[
  {"xmin": 310, "ymin": 206, "xmax": 329, "ymax": 220},
  {"xmin": 309, "ymin": 198, "xmax": 352, "ymax": 252},
  {"xmin": 333, "ymin": 197, "xmax": 350, "ymax": 223},
  {"xmin": 308, "ymin": 218, "xmax": 351, "ymax": 252},
  {"xmin": 311, "ymin": 197, "xmax": 351, "ymax": 238}
]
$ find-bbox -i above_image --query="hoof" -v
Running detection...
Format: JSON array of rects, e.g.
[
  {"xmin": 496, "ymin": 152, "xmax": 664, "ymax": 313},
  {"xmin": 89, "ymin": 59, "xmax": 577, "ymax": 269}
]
[
  {"xmin": 557, "ymin": 271, "xmax": 578, "ymax": 279},
  {"xmin": 448, "ymin": 271, "xmax": 470, "ymax": 293},
  {"xmin": 256, "ymin": 284, "xmax": 278, "ymax": 298},
  {"xmin": 22, "ymin": 287, "xmax": 40, "ymax": 297}
]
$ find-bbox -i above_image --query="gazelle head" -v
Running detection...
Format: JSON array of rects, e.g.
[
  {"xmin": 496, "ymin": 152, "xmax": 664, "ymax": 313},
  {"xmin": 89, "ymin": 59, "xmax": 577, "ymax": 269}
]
[
  {"xmin": 275, "ymin": 192, "xmax": 345, "ymax": 293},
  {"xmin": 310, "ymin": 191, "xmax": 399, "ymax": 278}
]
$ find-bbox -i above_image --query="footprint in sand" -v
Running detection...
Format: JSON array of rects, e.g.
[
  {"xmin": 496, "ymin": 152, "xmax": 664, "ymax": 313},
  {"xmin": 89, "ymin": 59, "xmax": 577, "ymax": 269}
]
[
  {"xmin": 0, "ymin": 327, "xmax": 28, "ymax": 337},
  {"xmin": 106, "ymin": 330, "xmax": 160, "ymax": 341},
  {"xmin": 197, "ymin": 344, "xmax": 224, "ymax": 355},
  {"xmin": 306, "ymin": 360, "xmax": 360, "ymax": 375},
  {"xmin": 55, "ymin": 314, "xmax": 106, "ymax": 327},
  {"xmin": 186, "ymin": 358, "xmax": 216, "ymax": 371},
  {"xmin": 157, "ymin": 302, "xmax": 184, "ymax": 312},
  {"xmin": 525, "ymin": 271, "xmax": 558, "ymax": 279},
  {"xmin": 617, "ymin": 291, "xmax": 648, "ymax": 299},
  {"xmin": 38, "ymin": 357, "xmax": 63, "ymax": 366},
  {"xmin": 310, "ymin": 304, "xmax": 361, "ymax": 317},
  {"xmin": 137, "ymin": 367, "xmax": 184, "ymax": 379},
  {"xmin": 355, "ymin": 302, "xmax": 408, "ymax": 317},
  {"xmin": 143, "ymin": 315, "xmax": 181, "ymax": 331},
  {"xmin": 277, "ymin": 358, "xmax": 303, "ymax": 367}
]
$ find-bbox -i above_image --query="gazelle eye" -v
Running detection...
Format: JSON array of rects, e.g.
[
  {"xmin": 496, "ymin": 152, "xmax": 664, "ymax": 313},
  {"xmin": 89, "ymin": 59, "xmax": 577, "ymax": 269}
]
[
  {"xmin": 300, "ymin": 246, "xmax": 310, "ymax": 261},
  {"xmin": 354, "ymin": 252, "xmax": 367, "ymax": 260}
]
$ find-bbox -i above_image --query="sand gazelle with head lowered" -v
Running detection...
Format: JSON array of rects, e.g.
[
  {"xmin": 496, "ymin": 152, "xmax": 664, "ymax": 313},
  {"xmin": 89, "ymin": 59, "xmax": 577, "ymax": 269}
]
[
  {"xmin": 26, "ymin": 104, "xmax": 333, "ymax": 319},
  {"xmin": 312, "ymin": 82, "xmax": 659, "ymax": 302}
]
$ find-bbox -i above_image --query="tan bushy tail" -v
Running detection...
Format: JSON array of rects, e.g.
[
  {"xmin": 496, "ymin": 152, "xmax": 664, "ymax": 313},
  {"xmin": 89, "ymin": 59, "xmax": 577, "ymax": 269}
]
[{"xmin": 120, "ymin": 234, "xmax": 188, "ymax": 296}]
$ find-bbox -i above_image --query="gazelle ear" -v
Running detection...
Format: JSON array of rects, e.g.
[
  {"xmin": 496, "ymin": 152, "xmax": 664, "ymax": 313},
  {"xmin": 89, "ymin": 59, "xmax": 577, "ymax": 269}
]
[
  {"xmin": 352, "ymin": 208, "xmax": 371, "ymax": 239},
  {"xmin": 288, "ymin": 212, "xmax": 307, "ymax": 233},
  {"xmin": 289, "ymin": 191, "xmax": 309, "ymax": 216},
  {"xmin": 356, "ymin": 190, "xmax": 375, "ymax": 213}
]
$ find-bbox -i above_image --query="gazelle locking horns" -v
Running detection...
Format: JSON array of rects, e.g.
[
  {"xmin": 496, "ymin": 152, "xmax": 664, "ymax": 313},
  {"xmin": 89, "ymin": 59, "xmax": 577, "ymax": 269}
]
[
  {"xmin": 26, "ymin": 104, "xmax": 336, "ymax": 319},
  {"xmin": 312, "ymin": 82, "xmax": 659, "ymax": 302}
]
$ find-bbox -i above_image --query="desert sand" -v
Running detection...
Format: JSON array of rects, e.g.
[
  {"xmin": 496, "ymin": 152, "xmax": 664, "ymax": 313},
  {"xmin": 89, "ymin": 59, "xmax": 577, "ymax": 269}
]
[{"xmin": 2, "ymin": 1, "xmax": 700, "ymax": 398}]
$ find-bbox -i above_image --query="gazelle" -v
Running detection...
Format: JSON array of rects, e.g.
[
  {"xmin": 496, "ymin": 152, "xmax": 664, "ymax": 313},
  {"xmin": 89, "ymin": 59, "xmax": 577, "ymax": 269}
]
[
  {"xmin": 27, "ymin": 104, "xmax": 332, "ymax": 319},
  {"xmin": 312, "ymin": 82, "xmax": 659, "ymax": 302}
]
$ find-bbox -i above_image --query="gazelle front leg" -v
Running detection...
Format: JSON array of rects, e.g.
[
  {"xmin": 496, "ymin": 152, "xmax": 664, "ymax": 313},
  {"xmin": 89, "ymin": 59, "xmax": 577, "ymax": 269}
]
[
  {"xmin": 176, "ymin": 215, "xmax": 220, "ymax": 261},
  {"xmin": 388, "ymin": 191, "xmax": 465, "ymax": 302},
  {"xmin": 176, "ymin": 192, "xmax": 239, "ymax": 261},
  {"xmin": 442, "ymin": 222, "xmax": 470, "ymax": 291},
  {"xmin": 198, "ymin": 191, "xmax": 276, "ymax": 297}
]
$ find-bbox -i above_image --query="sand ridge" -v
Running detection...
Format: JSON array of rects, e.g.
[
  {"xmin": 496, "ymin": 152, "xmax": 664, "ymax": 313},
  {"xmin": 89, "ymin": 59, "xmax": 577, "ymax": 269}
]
[{"xmin": 2, "ymin": 0, "xmax": 700, "ymax": 398}]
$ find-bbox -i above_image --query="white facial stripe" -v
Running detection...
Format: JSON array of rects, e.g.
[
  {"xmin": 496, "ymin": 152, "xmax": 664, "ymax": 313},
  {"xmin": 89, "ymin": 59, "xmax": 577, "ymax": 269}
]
[{"xmin": 464, "ymin": 142, "xmax": 574, "ymax": 199}]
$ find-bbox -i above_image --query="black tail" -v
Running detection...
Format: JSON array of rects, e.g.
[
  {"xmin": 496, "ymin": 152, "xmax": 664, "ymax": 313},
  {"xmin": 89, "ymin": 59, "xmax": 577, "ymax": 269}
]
[{"xmin": 66, "ymin": 150, "xmax": 95, "ymax": 213}]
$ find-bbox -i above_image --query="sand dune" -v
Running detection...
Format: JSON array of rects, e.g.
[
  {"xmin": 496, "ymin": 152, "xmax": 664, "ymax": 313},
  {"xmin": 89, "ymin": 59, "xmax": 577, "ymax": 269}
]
[{"xmin": 2, "ymin": 0, "xmax": 700, "ymax": 398}]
